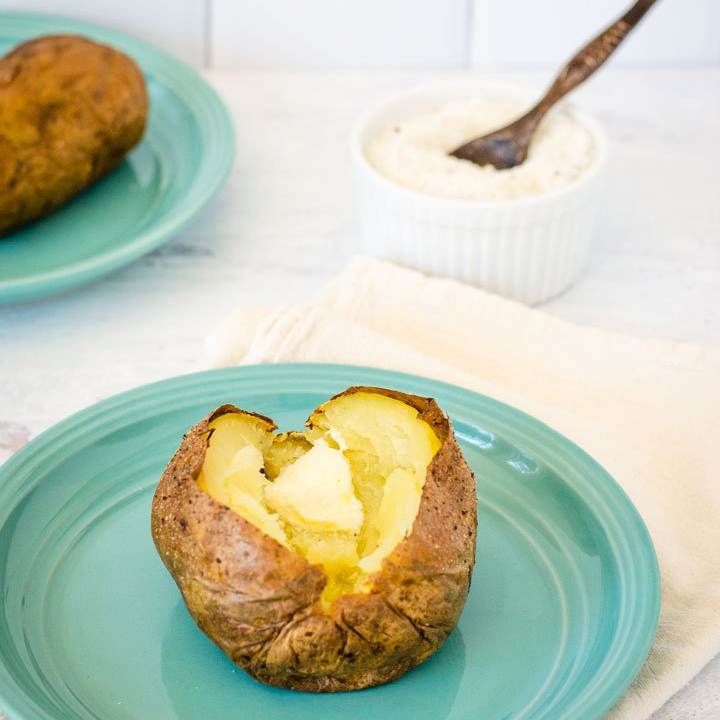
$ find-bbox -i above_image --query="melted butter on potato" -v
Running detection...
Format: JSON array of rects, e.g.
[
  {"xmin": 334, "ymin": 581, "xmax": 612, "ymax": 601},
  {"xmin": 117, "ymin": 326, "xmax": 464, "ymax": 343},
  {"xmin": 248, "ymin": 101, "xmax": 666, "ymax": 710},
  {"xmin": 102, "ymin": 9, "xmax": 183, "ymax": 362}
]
[
  {"xmin": 265, "ymin": 443, "xmax": 364, "ymax": 533},
  {"xmin": 198, "ymin": 392, "xmax": 441, "ymax": 609}
]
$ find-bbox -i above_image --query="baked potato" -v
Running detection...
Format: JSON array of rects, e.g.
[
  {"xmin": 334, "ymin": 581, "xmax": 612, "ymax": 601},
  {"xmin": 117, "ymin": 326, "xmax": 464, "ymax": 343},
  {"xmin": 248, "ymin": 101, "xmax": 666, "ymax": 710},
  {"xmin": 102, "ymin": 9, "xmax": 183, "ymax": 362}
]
[
  {"xmin": 151, "ymin": 387, "xmax": 477, "ymax": 691},
  {"xmin": 0, "ymin": 34, "xmax": 148, "ymax": 235}
]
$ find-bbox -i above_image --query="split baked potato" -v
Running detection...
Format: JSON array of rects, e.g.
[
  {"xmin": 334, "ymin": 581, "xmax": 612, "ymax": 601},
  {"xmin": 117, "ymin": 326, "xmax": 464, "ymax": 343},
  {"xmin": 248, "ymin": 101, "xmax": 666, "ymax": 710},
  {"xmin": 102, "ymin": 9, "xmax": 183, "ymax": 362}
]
[
  {"xmin": 151, "ymin": 387, "xmax": 477, "ymax": 691},
  {"xmin": 0, "ymin": 35, "xmax": 148, "ymax": 235}
]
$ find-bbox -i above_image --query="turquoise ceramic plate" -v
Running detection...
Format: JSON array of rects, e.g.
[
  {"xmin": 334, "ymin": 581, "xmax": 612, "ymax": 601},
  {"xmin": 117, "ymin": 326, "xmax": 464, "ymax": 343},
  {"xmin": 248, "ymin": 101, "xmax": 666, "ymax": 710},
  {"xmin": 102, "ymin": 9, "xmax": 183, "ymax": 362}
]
[
  {"xmin": 0, "ymin": 13, "xmax": 234, "ymax": 305},
  {"xmin": 0, "ymin": 364, "xmax": 659, "ymax": 720}
]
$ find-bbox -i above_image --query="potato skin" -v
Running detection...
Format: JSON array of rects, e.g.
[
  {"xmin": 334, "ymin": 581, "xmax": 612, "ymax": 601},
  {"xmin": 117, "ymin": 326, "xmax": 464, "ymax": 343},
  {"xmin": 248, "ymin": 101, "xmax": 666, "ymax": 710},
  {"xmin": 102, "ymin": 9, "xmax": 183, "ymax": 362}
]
[
  {"xmin": 151, "ymin": 389, "xmax": 477, "ymax": 692},
  {"xmin": 0, "ymin": 35, "xmax": 148, "ymax": 235}
]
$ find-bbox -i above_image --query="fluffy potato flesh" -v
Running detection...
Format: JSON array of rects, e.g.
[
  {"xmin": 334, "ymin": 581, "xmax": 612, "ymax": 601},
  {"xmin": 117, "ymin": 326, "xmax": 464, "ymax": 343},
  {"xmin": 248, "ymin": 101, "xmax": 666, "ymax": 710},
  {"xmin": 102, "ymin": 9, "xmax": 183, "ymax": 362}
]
[{"xmin": 196, "ymin": 392, "xmax": 441, "ymax": 607}]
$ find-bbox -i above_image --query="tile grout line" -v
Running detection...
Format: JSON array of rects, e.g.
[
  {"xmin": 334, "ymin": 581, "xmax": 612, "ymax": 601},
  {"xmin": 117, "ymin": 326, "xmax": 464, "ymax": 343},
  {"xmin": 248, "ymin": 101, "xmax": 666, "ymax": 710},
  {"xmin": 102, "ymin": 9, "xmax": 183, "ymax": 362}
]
[
  {"xmin": 469, "ymin": 0, "xmax": 495, "ymax": 72},
  {"xmin": 464, "ymin": 0, "xmax": 476, "ymax": 69},
  {"xmin": 204, "ymin": 0, "xmax": 214, "ymax": 69}
]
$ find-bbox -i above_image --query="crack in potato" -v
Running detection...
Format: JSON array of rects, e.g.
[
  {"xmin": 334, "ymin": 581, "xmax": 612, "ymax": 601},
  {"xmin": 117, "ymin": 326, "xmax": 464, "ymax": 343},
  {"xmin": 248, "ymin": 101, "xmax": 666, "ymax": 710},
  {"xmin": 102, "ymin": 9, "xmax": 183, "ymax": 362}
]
[{"xmin": 196, "ymin": 392, "xmax": 441, "ymax": 610}]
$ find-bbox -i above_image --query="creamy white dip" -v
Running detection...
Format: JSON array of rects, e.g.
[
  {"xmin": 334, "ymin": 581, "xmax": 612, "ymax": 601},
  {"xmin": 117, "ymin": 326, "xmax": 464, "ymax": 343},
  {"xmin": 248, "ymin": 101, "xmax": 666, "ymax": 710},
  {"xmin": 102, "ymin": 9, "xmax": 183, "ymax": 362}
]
[{"xmin": 366, "ymin": 97, "xmax": 595, "ymax": 202}]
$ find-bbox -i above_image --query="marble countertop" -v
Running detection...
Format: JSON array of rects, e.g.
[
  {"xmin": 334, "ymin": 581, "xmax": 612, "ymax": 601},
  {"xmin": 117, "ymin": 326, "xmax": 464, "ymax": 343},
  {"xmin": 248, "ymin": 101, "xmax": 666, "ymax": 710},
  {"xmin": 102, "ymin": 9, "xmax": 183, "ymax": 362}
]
[{"xmin": 1, "ymin": 68, "xmax": 718, "ymax": 718}]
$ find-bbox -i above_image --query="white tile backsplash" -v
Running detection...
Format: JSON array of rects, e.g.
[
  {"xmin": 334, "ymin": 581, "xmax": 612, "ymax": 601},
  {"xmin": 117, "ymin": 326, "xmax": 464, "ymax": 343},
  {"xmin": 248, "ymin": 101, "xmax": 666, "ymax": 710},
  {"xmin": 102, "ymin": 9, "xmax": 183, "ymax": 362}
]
[
  {"xmin": 471, "ymin": 0, "xmax": 720, "ymax": 69},
  {"xmin": 0, "ymin": 0, "xmax": 717, "ymax": 69},
  {"xmin": 211, "ymin": 0, "xmax": 470, "ymax": 69},
  {"xmin": 0, "ymin": 0, "xmax": 207, "ymax": 66}
]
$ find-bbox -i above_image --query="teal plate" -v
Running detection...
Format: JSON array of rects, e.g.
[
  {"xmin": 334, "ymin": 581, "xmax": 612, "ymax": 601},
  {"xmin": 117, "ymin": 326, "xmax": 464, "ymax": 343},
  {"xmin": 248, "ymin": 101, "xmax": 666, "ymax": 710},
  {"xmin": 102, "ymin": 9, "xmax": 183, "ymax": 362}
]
[
  {"xmin": 0, "ymin": 13, "xmax": 234, "ymax": 305},
  {"xmin": 0, "ymin": 364, "xmax": 660, "ymax": 720}
]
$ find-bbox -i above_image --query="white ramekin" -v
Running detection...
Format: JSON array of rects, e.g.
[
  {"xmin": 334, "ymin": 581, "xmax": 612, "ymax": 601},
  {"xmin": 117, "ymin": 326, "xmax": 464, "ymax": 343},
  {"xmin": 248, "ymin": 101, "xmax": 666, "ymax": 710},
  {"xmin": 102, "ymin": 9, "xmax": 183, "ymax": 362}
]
[{"xmin": 351, "ymin": 81, "xmax": 608, "ymax": 305}]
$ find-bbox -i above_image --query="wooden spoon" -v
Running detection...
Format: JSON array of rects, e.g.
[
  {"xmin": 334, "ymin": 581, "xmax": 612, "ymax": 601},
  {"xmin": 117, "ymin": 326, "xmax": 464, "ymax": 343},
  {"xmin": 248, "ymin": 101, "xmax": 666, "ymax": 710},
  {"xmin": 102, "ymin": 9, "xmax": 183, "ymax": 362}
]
[{"xmin": 450, "ymin": 0, "xmax": 659, "ymax": 169}]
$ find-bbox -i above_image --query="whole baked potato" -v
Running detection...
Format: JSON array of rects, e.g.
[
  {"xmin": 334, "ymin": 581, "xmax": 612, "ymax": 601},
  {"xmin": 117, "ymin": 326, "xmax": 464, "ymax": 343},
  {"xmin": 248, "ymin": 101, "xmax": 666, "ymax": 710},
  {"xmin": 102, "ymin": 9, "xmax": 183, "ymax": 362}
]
[
  {"xmin": 151, "ymin": 387, "xmax": 477, "ymax": 691},
  {"xmin": 0, "ymin": 34, "xmax": 148, "ymax": 235}
]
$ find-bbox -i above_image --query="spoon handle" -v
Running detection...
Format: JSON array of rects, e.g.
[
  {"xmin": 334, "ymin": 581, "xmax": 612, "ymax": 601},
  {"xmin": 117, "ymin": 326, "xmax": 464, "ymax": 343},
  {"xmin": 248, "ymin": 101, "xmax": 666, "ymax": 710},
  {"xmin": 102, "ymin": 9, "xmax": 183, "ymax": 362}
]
[{"xmin": 535, "ymin": 0, "xmax": 659, "ymax": 114}]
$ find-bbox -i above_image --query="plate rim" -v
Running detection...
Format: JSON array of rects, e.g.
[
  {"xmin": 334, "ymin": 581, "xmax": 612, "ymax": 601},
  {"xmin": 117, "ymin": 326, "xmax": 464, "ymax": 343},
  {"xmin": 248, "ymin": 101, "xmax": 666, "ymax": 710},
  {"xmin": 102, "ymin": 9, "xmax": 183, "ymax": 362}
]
[
  {"xmin": 0, "ymin": 11, "xmax": 235, "ymax": 304},
  {"xmin": 0, "ymin": 363, "xmax": 661, "ymax": 720}
]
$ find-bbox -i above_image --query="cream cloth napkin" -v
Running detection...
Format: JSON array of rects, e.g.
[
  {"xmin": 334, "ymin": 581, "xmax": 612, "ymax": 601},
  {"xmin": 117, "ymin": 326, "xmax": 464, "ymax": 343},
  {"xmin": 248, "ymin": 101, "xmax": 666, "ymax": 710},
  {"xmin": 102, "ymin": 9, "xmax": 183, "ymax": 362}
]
[{"xmin": 204, "ymin": 256, "xmax": 720, "ymax": 719}]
